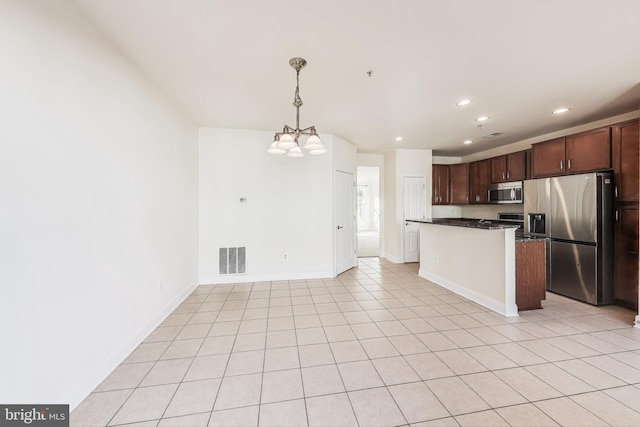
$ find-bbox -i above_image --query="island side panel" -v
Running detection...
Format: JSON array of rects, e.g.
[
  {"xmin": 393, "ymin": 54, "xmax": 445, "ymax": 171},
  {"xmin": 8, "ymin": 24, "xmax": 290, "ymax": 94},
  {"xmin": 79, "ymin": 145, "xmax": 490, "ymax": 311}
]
[{"xmin": 417, "ymin": 223, "xmax": 518, "ymax": 317}]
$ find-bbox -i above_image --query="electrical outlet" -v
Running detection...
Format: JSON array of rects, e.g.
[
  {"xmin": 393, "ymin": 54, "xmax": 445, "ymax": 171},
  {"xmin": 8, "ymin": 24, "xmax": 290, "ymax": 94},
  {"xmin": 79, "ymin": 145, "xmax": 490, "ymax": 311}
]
[
  {"xmin": 283, "ymin": 254, "xmax": 288, "ymax": 261},
  {"xmin": 434, "ymin": 255, "xmax": 440, "ymax": 263}
]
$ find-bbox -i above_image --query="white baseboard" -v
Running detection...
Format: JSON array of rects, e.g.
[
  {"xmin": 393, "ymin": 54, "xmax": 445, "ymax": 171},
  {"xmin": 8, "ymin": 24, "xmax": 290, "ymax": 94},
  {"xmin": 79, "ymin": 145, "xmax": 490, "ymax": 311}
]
[
  {"xmin": 419, "ymin": 269, "xmax": 519, "ymax": 317},
  {"xmin": 200, "ymin": 271, "xmax": 336, "ymax": 285},
  {"xmin": 383, "ymin": 254, "xmax": 403, "ymax": 264},
  {"xmin": 635, "ymin": 314, "xmax": 640, "ymax": 329},
  {"xmin": 65, "ymin": 278, "xmax": 199, "ymax": 411}
]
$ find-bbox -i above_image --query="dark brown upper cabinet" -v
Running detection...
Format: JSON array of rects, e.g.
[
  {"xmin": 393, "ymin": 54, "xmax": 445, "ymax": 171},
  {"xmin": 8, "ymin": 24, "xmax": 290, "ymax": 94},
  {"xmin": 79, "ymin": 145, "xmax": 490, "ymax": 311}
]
[
  {"xmin": 432, "ymin": 164, "xmax": 450, "ymax": 205},
  {"xmin": 490, "ymin": 151, "xmax": 526, "ymax": 183},
  {"xmin": 469, "ymin": 160, "xmax": 490, "ymax": 204},
  {"xmin": 449, "ymin": 163, "xmax": 469, "ymax": 205},
  {"xmin": 612, "ymin": 119, "xmax": 639, "ymax": 203},
  {"xmin": 532, "ymin": 127, "xmax": 611, "ymax": 178}
]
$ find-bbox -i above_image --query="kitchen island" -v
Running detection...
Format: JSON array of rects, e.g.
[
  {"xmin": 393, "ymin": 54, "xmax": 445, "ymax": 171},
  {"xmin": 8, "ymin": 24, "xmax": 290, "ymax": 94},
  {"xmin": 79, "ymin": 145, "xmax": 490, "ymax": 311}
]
[{"xmin": 408, "ymin": 219, "xmax": 520, "ymax": 317}]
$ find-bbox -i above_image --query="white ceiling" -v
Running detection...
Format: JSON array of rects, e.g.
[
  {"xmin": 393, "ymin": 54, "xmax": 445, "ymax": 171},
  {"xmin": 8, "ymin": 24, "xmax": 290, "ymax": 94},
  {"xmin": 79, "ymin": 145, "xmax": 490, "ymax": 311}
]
[{"xmin": 75, "ymin": 0, "xmax": 640, "ymax": 156}]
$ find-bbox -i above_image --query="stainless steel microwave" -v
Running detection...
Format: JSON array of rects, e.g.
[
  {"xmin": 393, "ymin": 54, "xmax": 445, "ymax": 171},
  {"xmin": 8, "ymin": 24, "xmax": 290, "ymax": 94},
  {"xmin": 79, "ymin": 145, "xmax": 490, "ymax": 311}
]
[{"xmin": 488, "ymin": 181, "xmax": 523, "ymax": 204}]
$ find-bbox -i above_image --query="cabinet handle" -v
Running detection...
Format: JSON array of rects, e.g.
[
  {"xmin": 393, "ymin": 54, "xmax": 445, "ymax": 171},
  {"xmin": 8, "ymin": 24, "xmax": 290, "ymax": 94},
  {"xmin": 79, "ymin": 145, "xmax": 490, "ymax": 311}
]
[
  {"xmin": 502, "ymin": 172, "xmax": 505, "ymax": 180},
  {"xmin": 615, "ymin": 210, "xmax": 619, "ymax": 222},
  {"xmin": 506, "ymin": 171, "xmax": 510, "ymax": 180},
  {"xmin": 568, "ymin": 159, "xmax": 571, "ymax": 170},
  {"xmin": 560, "ymin": 160, "xmax": 563, "ymax": 170},
  {"xmin": 466, "ymin": 195, "xmax": 469, "ymax": 203},
  {"xmin": 615, "ymin": 186, "xmax": 618, "ymax": 198}
]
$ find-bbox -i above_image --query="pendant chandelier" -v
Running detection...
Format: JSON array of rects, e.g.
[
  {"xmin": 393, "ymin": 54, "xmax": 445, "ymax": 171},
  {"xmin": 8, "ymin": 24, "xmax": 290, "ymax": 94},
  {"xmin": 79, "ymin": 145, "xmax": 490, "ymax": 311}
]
[{"xmin": 268, "ymin": 57, "xmax": 327, "ymax": 157}]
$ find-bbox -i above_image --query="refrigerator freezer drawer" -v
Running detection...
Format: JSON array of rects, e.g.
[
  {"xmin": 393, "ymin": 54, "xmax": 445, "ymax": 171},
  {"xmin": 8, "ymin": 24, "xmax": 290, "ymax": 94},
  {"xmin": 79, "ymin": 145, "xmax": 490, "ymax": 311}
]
[{"xmin": 549, "ymin": 240, "xmax": 597, "ymax": 304}]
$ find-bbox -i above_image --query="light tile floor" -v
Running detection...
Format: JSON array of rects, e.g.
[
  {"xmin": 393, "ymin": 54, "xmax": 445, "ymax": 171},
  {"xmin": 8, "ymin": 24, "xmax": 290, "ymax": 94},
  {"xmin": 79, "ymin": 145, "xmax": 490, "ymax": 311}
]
[{"xmin": 72, "ymin": 258, "xmax": 640, "ymax": 426}]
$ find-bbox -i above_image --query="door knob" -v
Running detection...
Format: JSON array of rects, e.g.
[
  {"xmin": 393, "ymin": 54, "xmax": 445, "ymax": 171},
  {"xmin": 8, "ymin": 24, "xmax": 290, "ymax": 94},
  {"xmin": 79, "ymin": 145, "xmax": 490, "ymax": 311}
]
[{"xmin": 337, "ymin": 225, "xmax": 344, "ymax": 230}]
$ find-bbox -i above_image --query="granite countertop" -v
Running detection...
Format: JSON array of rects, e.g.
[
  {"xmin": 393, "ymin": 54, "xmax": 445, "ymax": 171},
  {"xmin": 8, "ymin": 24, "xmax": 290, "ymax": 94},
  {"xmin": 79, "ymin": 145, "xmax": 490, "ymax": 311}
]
[
  {"xmin": 515, "ymin": 234, "xmax": 548, "ymax": 242},
  {"xmin": 406, "ymin": 218, "xmax": 521, "ymax": 230}
]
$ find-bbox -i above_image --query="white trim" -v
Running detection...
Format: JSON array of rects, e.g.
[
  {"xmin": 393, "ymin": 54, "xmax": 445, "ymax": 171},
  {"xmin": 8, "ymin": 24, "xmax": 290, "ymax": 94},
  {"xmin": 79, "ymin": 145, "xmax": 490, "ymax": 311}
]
[
  {"xmin": 383, "ymin": 254, "xmax": 404, "ymax": 264},
  {"xmin": 635, "ymin": 314, "xmax": 640, "ymax": 329},
  {"xmin": 200, "ymin": 271, "xmax": 335, "ymax": 285},
  {"xmin": 419, "ymin": 269, "xmax": 519, "ymax": 317},
  {"xmin": 65, "ymin": 278, "xmax": 199, "ymax": 411}
]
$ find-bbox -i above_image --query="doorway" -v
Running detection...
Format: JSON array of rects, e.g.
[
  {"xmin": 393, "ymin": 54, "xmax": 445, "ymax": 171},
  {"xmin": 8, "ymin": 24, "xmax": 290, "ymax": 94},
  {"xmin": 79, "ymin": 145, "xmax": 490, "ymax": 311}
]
[
  {"xmin": 403, "ymin": 176, "xmax": 426, "ymax": 263},
  {"xmin": 335, "ymin": 170, "xmax": 356, "ymax": 275},
  {"xmin": 356, "ymin": 166, "xmax": 380, "ymax": 257}
]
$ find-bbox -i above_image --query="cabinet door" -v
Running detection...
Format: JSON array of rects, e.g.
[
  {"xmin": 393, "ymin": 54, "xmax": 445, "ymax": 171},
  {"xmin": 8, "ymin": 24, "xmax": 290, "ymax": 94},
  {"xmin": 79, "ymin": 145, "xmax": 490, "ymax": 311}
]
[
  {"xmin": 469, "ymin": 162, "xmax": 479, "ymax": 204},
  {"xmin": 612, "ymin": 119, "xmax": 639, "ymax": 203},
  {"xmin": 507, "ymin": 151, "xmax": 526, "ymax": 181},
  {"xmin": 476, "ymin": 160, "xmax": 490, "ymax": 204},
  {"xmin": 490, "ymin": 156, "xmax": 507, "ymax": 183},
  {"xmin": 516, "ymin": 240, "xmax": 546, "ymax": 310},
  {"xmin": 532, "ymin": 137, "xmax": 565, "ymax": 177},
  {"xmin": 439, "ymin": 165, "xmax": 450, "ymax": 205},
  {"xmin": 432, "ymin": 165, "xmax": 450, "ymax": 205},
  {"xmin": 449, "ymin": 163, "xmax": 469, "ymax": 205},
  {"xmin": 614, "ymin": 204, "xmax": 638, "ymax": 310},
  {"xmin": 469, "ymin": 160, "xmax": 491, "ymax": 205},
  {"xmin": 431, "ymin": 166, "xmax": 440, "ymax": 205},
  {"xmin": 565, "ymin": 127, "xmax": 611, "ymax": 174},
  {"xmin": 469, "ymin": 160, "xmax": 489, "ymax": 204}
]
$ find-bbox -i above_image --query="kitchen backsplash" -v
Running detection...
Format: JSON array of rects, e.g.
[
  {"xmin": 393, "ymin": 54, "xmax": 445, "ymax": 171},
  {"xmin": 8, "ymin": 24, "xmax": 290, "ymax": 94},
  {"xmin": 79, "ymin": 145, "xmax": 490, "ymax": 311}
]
[{"xmin": 432, "ymin": 204, "xmax": 523, "ymax": 219}]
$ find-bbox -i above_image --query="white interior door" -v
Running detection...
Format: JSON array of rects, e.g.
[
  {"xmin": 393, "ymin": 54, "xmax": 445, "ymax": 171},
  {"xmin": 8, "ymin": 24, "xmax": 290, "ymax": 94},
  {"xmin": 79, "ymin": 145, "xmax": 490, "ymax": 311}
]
[
  {"xmin": 404, "ymin": 176, "xmax": 426, "ymax": 263},
  {"xmin": 336, "ymin": 171, "xmax": 356, "ymax": 275}
]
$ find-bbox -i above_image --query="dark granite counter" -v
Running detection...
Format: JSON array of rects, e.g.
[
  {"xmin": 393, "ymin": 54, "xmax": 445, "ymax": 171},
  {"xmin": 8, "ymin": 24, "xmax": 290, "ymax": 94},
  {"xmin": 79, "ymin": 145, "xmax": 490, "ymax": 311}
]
[
  {"xmin": 515, "ymin": 235, "xmax": 548, "ymax": 243},
  {"xmin": 406, "ymin": 218, "xmax": 520, "ymax": 231}
]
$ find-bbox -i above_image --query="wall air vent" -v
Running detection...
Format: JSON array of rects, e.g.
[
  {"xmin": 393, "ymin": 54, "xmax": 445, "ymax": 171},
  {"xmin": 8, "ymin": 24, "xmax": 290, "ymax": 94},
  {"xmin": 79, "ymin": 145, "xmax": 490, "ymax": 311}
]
[{"xmin": 219, "ymin": 247, "xmax": 247, "ymax": 275}]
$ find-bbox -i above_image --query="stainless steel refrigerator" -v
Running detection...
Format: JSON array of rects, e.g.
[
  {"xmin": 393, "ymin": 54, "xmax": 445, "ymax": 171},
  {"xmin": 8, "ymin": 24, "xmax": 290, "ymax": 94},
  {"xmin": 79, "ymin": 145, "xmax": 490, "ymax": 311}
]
[{"xmin": 523, "ymin": 172, "xmax": 614, "ymax": 305}]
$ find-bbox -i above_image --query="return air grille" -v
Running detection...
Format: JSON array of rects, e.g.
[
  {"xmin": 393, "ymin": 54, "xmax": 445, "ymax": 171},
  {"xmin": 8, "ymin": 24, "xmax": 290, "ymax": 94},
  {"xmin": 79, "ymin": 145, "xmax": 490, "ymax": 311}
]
[{"xmin": 219, "ymin": 247, "xmax": 247, "ymax": 275}]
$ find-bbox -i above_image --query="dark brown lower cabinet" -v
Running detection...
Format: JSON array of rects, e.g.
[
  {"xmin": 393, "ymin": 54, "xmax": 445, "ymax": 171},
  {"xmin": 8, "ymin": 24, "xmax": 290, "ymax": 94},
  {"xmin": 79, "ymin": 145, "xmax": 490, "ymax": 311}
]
[
  {"xmin": 516, "ymin": 239, "xmax": 546, "ymax": 310},
  {"xmin": 614, "ymin": 204, "xmax": 638, "ymax": 310}
]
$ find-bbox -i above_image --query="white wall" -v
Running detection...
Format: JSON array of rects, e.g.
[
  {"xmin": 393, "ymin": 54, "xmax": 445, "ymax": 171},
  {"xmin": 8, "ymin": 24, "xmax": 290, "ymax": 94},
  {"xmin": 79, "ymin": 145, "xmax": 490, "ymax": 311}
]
[
  {"xmin": 383, "ymin": 151, "xmax": 399, "ymax": 261},
  {"xmin": 418, "ymin": 224, "xmax": 517, "ymax": 317},
  {"xmin": 356, "ymin": 166, "xmax": 380, "ymax": 231},
  {"xmin": 357, "ymin": 153, "xmax": 385, "ymax": 240},
  {"xmin": 383, "ymin": 149, "xmax": 432, "ymax": 262},
  {"xmin": 199, "ymin": 129, "xmax": 356, "ymax": 283},
  {"xmin": 0, "ymin": 0, "xmax": 199, "ymax": 409}
]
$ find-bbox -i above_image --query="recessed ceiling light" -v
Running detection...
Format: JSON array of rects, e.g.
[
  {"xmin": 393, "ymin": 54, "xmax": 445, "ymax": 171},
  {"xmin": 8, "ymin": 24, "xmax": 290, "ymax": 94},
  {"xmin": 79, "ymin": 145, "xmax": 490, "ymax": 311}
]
[
  {"xmin": 553, "ymin": 107, "xmax": 570, "ymax": 114},
  {"xmin": 476, "ymin": 116, "xmax": 489, "ymax": 122},
  {"xmin": 457, "ymin": 99, "xmax": 472, "ymax": 106},
  {"xmin": 463, "ymin": 140, "xmax": 473, "ymax": 145},
  {"xmin": 395, "ymin": 136, "xmax": 403, "ymax": 141}
]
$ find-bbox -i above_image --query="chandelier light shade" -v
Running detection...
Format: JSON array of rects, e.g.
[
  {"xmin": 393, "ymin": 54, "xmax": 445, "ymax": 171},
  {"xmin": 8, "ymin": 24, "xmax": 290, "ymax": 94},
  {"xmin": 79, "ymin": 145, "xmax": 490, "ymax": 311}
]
[{"xmin": 268, "ymin": 57, "xmax": 326, "ymax": 157}]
